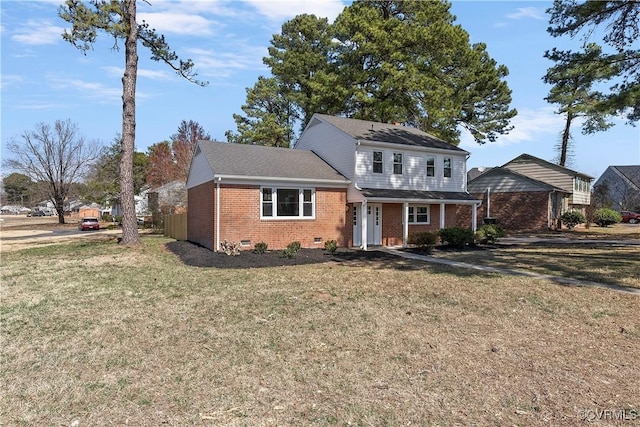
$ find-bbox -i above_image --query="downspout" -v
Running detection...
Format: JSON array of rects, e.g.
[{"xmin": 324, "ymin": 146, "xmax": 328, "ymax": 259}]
[
  {"xmin": 216, "ymin": 176, "xmax": 221, "ymax": 252},
  {"xmin": 486, "ymin": 187, "xmax": 491, "ymax": 218}
]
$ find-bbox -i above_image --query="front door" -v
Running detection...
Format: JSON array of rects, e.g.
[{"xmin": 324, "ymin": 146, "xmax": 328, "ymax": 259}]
[
  {"xmin": 367, "ymin": 203, "xmax": 382, "ymax": 245},
  {"xmin": 353, "ymin": 204, "xmax": 361, "ymax": 246}
]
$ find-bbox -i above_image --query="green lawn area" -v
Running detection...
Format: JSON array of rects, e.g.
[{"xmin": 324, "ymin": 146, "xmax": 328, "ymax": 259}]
[{"xmin": 2, "ymin": 236, "xmax": 639, "ymax": 425}]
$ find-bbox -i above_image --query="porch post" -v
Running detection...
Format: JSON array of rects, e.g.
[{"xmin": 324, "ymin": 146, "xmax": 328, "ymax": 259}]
[
  {"xmin": 439, "ymin": 203, "xmax": 446, "ymax": 229},
  {"xmin": 361, "ymin": 199, "xmax": 368, "ymax": 250},
  {"xmin": 403, "ymin": 202, "xmax": 409, "ymax": 248},
  {"xmin": 472, "ymin": 203, "xmax": 478, "ymax": 232}
]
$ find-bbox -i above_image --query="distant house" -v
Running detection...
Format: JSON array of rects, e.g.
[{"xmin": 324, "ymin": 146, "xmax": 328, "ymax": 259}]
[
  {"xmin": 460, "ymin": 154, "xmax": 593, "ymax": 231},
  {"xmin": 592, "ymin": 165, "xmax": 640, "ymax": 211},
  {"xmin": 186, "ymin": 113, "xmax": 481, "ymax": 251}
]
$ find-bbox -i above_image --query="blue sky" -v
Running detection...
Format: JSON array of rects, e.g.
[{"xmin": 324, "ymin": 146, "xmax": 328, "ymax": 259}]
[{"xmin": 1, "ymin": 0, "xmax": 638, "ymax": 181}]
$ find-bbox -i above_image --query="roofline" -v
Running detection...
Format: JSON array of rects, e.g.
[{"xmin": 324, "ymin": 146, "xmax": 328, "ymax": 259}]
[
  {"xmin": 469, "ymin": 166, "xmax": 568, "ymax": 192},
  {"xmin": 356, "ymin": 139, "xmax": 469, "ymax": 155},
  {"xmin": 360, "ymin": 196, "xmax": 481, "ymax": 205},
  {"xmin": 503, "ymin": 153, "xmax": 594, "ymax": 179},
  {"xmin": 214, "ymin": 174, "xmax": 351, "ymax": 187}
]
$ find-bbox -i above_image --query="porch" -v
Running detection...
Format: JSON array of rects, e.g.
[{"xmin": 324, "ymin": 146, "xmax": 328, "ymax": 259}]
[{"xmin": 350, "ymin": 189, "xmax": 482, "ymax": 250}]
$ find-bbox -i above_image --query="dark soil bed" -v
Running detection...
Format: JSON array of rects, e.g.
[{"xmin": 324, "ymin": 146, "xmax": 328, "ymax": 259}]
[{"xmin": 165, "ymin": 241, "xmax": 412, "ymax": 269}]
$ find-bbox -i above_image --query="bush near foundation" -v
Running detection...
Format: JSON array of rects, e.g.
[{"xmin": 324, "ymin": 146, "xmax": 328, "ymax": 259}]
[
  {"xmin": 561, "ymin": 210, "xmax": 586, "ymax": 229},
  {"xmin": 407, "ymin": 231, "xmax": 438, "ymax": 253},
  {"xmin": 438, "ymin": 227, "xmax": 475, "ymax": 249},
  {"xmin": 475, "ymin": 224, "xmax": 506, "ymax": 244}
]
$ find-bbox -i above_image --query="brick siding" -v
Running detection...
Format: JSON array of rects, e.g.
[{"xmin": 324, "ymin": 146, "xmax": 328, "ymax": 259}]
[
  {"xmin": 187, "ymin": 181, "xmax": 215, "ymax": 250},
  {"xmin": 456, "ymin": 191, "xmax": 551, "ymax": 232},
  {"xmin": 190, "ymin": 183, "xmax": 348, "ymax": 251}
]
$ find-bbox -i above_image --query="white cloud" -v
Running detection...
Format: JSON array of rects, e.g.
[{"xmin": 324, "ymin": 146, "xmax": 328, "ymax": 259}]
[
  {"xmin": 460, "ymin": 106, "xmax": 566, "ymax": 149},
  {"xmin": 186, "ymin": 46, "xmax": 268, "ymax": 78},
  {"xmin": 102, "ymin": 66, "xmax": 172, "ymax": 81},
  {"xmin": 244, "ymin": 0, "xmax": 346, "ymax": 22},
  {"xmin": 0, "ymin": 74, "xmax": 24, "ymax": 90},
  {"xmin": 137, "ymin": 12, "xmax": 219, "ymax": 36},
  {"xmin": 49, "ymin": 77, "xmax": 122, "ymax": 102},
  {"xmin": 11, "ymin": 20, "xmax": 65, "ymax": 45},
  {"xmin": 506, "ymin": 7, "xmax": 545, "ymax": 21}
]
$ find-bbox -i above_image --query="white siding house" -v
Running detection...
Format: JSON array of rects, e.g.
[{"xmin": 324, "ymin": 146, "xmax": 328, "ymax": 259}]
[{"xmin": 296, "ymin": 114, "xmax": 481, "ymax": 249}]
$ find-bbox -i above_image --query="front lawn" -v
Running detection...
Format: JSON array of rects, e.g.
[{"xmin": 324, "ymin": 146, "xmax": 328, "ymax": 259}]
[{"xmin": 1, "ymin": 236, "xmax": 638, "ymax": 425}]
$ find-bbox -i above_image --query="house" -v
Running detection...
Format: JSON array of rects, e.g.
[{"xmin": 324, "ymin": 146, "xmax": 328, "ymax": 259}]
[
  {"xmin": 186, "ymin": 114, "xmax": 481, "ymax": 251},
  {"xmin": 592, "ymin": 165, "xmax": 640, "ymax": 211},
  {"xmin": 295, "ymin": 114, "xmax": 481, "ymax": 249},
  {"xmin": 461, "ymin": 153, "xmax": 593, "ymax": 231},
  {"xmin": 460, "ymin": 167, "xmax": 569, "ymax": 231}
]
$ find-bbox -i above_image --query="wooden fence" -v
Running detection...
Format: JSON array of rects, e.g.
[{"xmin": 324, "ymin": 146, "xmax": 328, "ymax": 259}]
[{"xmin": 164, "ymin": 212, "xmax": 187, "ymax": 241}]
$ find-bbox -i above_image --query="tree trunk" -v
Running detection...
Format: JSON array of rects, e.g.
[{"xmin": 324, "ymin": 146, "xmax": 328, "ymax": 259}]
[
  {"xmin": 119, "ymin": 0, "xmax": 140, "ymax": 246},
  {"xmin": 559, "ymin": 112, "xmax": 574, "ymax": 167}
]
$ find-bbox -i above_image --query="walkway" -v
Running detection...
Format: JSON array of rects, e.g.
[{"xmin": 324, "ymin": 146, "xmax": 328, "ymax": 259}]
[{"xmin": 380, "ymin": 247, "xmax": 640, "ymax": 296}]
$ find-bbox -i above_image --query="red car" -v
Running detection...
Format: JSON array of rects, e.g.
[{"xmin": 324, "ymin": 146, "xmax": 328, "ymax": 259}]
[
  {"xmin": 78, "ymin": 217, "xmax": 100, "ymax": 231},
  {"xmin": 620, "ymin": 211, "xmax": 640, "ymax": 224}
]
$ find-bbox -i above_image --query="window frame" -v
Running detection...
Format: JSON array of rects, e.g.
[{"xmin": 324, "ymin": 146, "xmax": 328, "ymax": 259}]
[
  {"xmin": 408, "ymin": 205, "xmax": 430, "ymax": 224},
  {"xmin": 426, "ymin": 156, "xmax": 435, "ymax": 177},
  {"xmin": 393, "ymin": 152, "xmax": 403, "ymax": 175},
  {"xmin": 260, "ymin": 186, "xmax": 316, "ymax": 220},
  {"xmin": 443, "ymin": 157, "xmax": 452, "ymax": 178},
  {"xmin": 372, "ymin": 151, "xmax": 383, "ymax": 174}
]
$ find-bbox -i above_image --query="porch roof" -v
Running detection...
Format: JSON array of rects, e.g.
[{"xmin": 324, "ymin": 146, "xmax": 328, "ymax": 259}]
[{"xmin": 359, "ymin": 188, "xmax": 481, "ymax": 204}]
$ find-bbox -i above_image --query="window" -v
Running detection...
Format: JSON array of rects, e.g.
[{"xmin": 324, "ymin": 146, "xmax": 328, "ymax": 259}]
[
  {"xmin": 393, "ymin": 152, "xmax": 403, "ymax": 174},
  {"xmin": 408, "ymin": 205, "xmax": 430, "ymax": 224},
  {"xmin": 443, "ymin": 157, "xmax": 452, "ymax": 178},
  {"xmin": 261, "ymin": 187, "xmax": 315, "ymax": 219},
  {"xmin": 373, "ymin": 151, "xmax": 383, "ymax": 174},
  {"xmin": 426, "ymin": 156, "xmax": 435, "ymax": 177}
]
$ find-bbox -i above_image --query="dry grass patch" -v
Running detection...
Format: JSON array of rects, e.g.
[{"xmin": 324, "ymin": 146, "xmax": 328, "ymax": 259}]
[
  {"xmin": 1, "ymin": 236, "xmax": 639, "ymax": 426},
  {"xmin": 433, "ymin": 244, "xmax": 640, "ymax": 289}
]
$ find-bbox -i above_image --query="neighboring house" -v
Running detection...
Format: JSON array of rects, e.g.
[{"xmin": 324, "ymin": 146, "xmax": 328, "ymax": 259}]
[
  {"xmin": 187, "ymin": 114, "xmax": 481, "ymax": 251},
  {"xmin": 461, "ymin": 153, "xmax": 593, "ymax": 231},
  {"xmin": 592, "ymin": 165, "xmax": 640, "ymax": 211},
  {"xmin": 460, "ymin": 167, "xmax": 569, "ymax": 231},
  {"xmin": 146, "ymin": 181, "xmax": 186, "ymax": 215},
  {"xmin": 502, "ymin": 154, "xmax": 593, "ymax": 211}
]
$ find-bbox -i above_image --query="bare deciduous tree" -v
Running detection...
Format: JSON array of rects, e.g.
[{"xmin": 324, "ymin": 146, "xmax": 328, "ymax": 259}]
[{"xmin": 4, "ymin": 120, "xmax": 101, "ymax": 224}]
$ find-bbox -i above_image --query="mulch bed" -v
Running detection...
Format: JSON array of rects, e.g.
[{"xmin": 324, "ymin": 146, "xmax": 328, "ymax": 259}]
[{"xmin": 165, "ymin": 241, "xmax": 410, "ymax": 269}]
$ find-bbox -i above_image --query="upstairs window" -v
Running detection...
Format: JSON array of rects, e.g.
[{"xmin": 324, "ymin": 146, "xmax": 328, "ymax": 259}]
[
  {"xmin": 373, "ymin": 151, "xmax": 383, "ymax": 174},
  {"xmin": 393, "ymin": 152, "xmax": 403, "ymax": 174},
  {"xmin": 426, "ymin": 156, "xmax": 435, "ymax": 177},
  {"xmin": 443, "ymin": 157, "xmax": 452, "ymax": 178},
  {"xmin": 261, "ymin": 187, "xmax": 315, "ymax": 219}
]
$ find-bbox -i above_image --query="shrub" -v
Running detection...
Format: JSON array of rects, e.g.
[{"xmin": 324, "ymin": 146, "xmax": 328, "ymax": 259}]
[
  {"xmin": 253, "ymin": 241, "xmax": 268, "ymax": 254},
  {"xmin": 561, "ymin": 210, "xmax": 586, "ymax": 229},
  {"xmin": 594, "ymin": 208, "xmax": 622, "ymax": 227},
  {"xmin": 438, "ymin": 227, "xmax": 475, "ymax": 249},
  {"xmin": 407, "ymin": 231, "xmax": 438, "ymax": 253},
  {"xmin": 220, "ymin": 240, "xmax": 240, "ymax": 256},
  {"xmin": 475, "ymin": 224, "xmax": 506, "ymax": 244},
  {"xmin": 282, "ymin": 241, "xmax": 301, "ymax": 258},
  {"xmin": 324, "ymin": 239, "xmax": 338, "ymax": 255}
]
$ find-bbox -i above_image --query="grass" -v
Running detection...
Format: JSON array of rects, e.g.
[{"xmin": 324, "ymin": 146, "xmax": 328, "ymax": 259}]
[
  {"xmin": 433, "ymin": 245, "xmax": 640, "ymax": 289},
  {"xmin": 2, "ymin": 236, "xmax": 639, "ymax": 425}
]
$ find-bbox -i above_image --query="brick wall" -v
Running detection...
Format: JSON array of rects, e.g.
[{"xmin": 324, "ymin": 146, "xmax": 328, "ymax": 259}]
[
  {"xmin": 456, "ymin": 191, "xmax": 551, "ymax": 232},
  {"xmin": 214, "ymin": 184, "xmax": 348, "ymax": 251},
  {"xmin": 187, "ymin": 181, "xmax": 215, "ymax": 250}
]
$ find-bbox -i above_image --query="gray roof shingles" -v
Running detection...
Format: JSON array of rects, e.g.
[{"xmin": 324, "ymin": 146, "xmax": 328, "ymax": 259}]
[
  {"xmin": 199, "ymin": 140, "xmax": 349, "ymax": 183},
  {"xmin": 360, "ymin": 188, "xmax": 480, "ymax": 202},
  {"xmin": 314, "ymin": 114, "xmax": 467, "ymax": 153}
]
